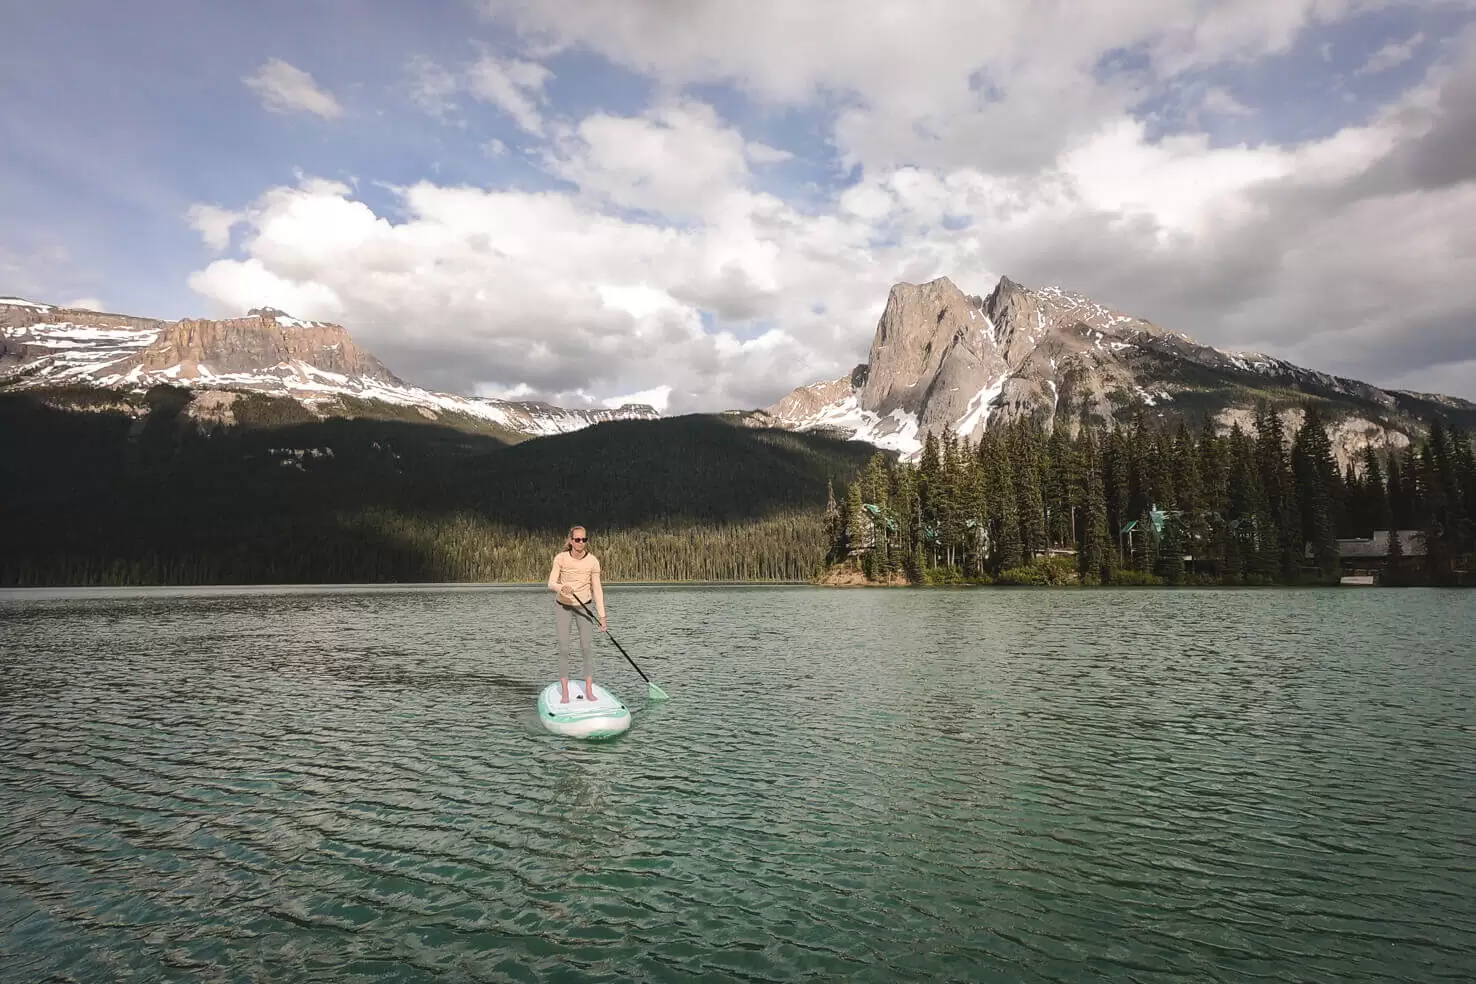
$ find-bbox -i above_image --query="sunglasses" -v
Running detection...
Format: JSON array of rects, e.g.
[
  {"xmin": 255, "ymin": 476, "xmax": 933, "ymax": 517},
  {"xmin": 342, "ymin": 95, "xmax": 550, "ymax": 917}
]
[{"xmin": 571, "ymin": 537, "xmax": 588, "ymax": 542}]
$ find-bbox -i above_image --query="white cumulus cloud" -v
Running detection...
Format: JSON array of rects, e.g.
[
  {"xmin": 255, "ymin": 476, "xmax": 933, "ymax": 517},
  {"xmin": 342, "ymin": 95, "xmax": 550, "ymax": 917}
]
[
  {"xmin": 187, "ymin": 204, "xmax": 243, "ymax": 251},
  {"xmin": 183, "ymin": 5, "xmax": 1476, "ymax": 407}
]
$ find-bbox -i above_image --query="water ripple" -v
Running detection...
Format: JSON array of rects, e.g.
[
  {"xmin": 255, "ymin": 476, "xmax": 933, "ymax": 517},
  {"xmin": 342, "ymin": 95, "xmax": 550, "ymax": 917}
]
[{"xmin": 2, "ymin": 585, "xmax": 1474, "ymax": 982}]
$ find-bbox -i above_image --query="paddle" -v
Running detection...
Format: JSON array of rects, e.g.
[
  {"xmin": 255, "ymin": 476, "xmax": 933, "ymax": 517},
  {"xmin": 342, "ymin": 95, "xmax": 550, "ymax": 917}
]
[{"xmin": 574, "ymin": 596, "xmax": 670, "ymax": 701}]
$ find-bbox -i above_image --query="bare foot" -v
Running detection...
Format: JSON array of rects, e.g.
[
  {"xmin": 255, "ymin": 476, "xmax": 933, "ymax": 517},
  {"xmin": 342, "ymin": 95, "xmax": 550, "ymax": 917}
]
[
  {"xmin": 560, "ymin": 679, "xmax": 571, "ymax": 704},
  {"xmin": 585, "ymin": 679, "xmax": 596, "ymax": 701}
]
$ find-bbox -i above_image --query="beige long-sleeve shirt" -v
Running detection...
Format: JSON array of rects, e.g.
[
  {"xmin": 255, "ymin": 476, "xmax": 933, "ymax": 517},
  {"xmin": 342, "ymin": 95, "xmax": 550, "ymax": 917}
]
[{"xmin": 547, "ymin": 550, "xmax": 605, "ymax": 616}]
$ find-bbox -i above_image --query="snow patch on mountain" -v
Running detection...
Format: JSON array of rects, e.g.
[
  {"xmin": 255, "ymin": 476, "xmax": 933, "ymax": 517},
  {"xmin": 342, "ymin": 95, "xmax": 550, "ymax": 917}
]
[
  {"xmin": 2, "ymin": 310, "xmax": 657, "ymax": 438},
  {"xmin": 955, "ymin": 374, "xmax": 1009, "ymax": 438},
  {"xmin": 761, "ymin": 273, "xmax": 1476, "ymax": 467},
  {"xmin": 778, "ymin": 392, "xmax": 924, "ymax": 458},
  {"xmin": 0, "ymin": 297, "xmax": 54, "ymax": 312}
]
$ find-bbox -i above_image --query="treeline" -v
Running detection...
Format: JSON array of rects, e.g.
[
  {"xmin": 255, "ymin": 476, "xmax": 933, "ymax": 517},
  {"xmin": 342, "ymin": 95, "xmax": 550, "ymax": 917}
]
[
  {"xmin": 2, "ymin": 512, "xmax": 827, "ymax": 586},
  {"xmin": 0, "ymin": 391, "xmax": 871, "ymax": 586},
  {"xmin": 825, "ymin": 404, "xmax": 1476, "ymax": 586}
]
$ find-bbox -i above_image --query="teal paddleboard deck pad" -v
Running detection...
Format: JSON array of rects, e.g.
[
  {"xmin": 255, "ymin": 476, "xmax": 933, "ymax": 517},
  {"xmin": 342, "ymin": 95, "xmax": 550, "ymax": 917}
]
[{"xmin": 537, "ymin": 681, "xmax": 631, "ymax": 739}]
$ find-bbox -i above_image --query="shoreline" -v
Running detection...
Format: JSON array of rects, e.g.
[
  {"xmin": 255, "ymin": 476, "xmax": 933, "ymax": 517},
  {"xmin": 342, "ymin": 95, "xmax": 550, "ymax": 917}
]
[
  {"xmin": 5, "ymin": 578, "xmax": 1464, "ymax": 595},
  {"xmin": 0, "ymin": 579, "xmax": 817, "ymax": 595}
]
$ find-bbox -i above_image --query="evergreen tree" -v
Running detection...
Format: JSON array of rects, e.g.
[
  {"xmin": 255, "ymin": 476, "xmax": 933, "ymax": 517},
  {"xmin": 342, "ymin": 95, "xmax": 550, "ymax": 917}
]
[
  {"xmin": 1010, "ymin": 421, "xmax": 1048, "ymax": 559},
  {"xmin": 1146, "ymin": 428, "xmax": 1175, "ymax": 513},
  {"xmin": 957, "ymin": 444, "xmax": 988, "ymax": 576},
  {"xmin": 1255, "ymin": 404, "xmax": 1300, "ymax": 580},
  {"xmin": 1079, "ymin": 429, "xmax": 1109, "ymax": 584},
  {"xmin": 1292, "ymin": 403, "xmax": 1340, "ymax": 578},
  {"xmin": 984, "ymin": 434, "xmax": 1023, "ymax": 571},
  {"xmin": 1455, "ymin": 428, "xmax": 1476, "ymax": 559},
  {"xmin": 1127, "ymin": 410, "xmax": 1152, "ymax": 519},
  {"xmin": 1419, "ymin": 418, "xmax": 1468, "ymax": 584},
  {"xmin": 1363, "ymin": 449, "xmax": 1391, "ymax": 536},
  {"xmin": 845, "ymin": 483, "xmax": 868, "ymax": 561},
  {"xmin": 1387, "ymin": 452, "xmax": 1408, "ymax": 531},
  {"xmin": 1158, "ymin": 515, "xmax": 1186, "ymax": 584},
  {"xmin": 1171, "ymin": 422, "xmax": 1203, "ymax": 512},
  {"xmin": 1135, "ymin": 507, "xmax": 1160, "ymax": 573},
  {"xmin": 1044, "ymin": 426, "xmax": 1077, "ymax": 548},
  {"xmin": 1226, "ymin": 423, "xmax": 1266, "ymax": 581},
  {"xmin": 824, "ymin": 479, "xmax": 842, "ymax": 562},
  {"xmin": 918, "ymin": 429, "xmax": 941, "ymax": 537},
  {"xmin": 1104, "ymin": 428, "xmax": 1132, "ymax": 563}
]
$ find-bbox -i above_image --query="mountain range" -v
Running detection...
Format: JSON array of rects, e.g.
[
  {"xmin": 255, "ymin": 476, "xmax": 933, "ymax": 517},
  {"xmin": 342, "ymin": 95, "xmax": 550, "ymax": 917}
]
[
  {"xmin": 755, "ymin": 276, "xmax": 1476, "ymax": 468},
  {"xmin": 0, "ymin": 297, "xmax": 657, "ymax": 441},
  {"xmin": 5, "ymin": 277, "xmax": 1474, "ymax": 467}
]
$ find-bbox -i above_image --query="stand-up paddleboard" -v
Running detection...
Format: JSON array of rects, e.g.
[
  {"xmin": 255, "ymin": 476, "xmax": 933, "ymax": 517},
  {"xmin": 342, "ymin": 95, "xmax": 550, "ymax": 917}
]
[{"xmin": 537, "ymin": 681, "xmax": 631, "ymax": 739}]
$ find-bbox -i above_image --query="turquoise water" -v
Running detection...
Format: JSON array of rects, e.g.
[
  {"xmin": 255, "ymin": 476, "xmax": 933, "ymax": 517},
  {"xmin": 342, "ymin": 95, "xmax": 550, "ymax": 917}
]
[{"xmin": 1, "ymin": 585, "xmax": 1473, "ymax": 982}]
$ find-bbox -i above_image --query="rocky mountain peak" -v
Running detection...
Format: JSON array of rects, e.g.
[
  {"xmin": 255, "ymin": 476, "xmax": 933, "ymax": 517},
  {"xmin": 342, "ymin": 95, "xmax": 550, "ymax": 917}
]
[
  {"xmin": 860, "ymin": 275, "xmax": 1004, "ymax": 430},
  {"xmin": 2, "ymin": 296, "xmax": 665, "ymax": 441},
  {"xmin": 763, "ymin": 273, "xmax": 1476, "ymax": 466},
  {"xmin": 246, "ymin": 306, "xmax": 323, "ymax": 327},
  {"xmin": 129, "ymin": 314, "xmax": 403, "ymax": 385}
]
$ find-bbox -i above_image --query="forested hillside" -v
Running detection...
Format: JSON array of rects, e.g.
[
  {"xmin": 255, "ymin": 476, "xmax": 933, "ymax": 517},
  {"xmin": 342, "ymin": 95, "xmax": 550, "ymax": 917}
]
[
  {"xmin": 827, "ymin": 405, "xmax": 1476, "ymax": 586},
  {"xmin": 5, "ymin": 384, "xmax": 1471, "ymax": 588},
  {"xmin": 0, "ymin": 387, "xmax": 875, "ymax": 586}
]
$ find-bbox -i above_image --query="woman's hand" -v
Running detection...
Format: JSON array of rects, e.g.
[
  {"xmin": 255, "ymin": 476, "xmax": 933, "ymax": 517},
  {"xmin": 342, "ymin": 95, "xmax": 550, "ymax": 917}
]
[
  {"xmin": 557, "ymin": 586, "xmax": 577, "ymax": 607},
  {"xmin": 598, "ymin": 615, "xmax": 608, "ymax": 632}
]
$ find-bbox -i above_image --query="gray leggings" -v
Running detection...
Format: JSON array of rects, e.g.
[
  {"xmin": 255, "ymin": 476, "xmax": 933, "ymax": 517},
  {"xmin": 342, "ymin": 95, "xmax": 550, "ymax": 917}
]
[{"xmin": 555, "ymin": 601, "xmax": 594, "ymax": 680}]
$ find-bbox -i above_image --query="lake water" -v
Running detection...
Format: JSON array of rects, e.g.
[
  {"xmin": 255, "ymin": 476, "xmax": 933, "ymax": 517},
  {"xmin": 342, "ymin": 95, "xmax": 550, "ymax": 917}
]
[{"xmin": 1, "ymin": 585, "xmax": 1473, "ymax": 983}]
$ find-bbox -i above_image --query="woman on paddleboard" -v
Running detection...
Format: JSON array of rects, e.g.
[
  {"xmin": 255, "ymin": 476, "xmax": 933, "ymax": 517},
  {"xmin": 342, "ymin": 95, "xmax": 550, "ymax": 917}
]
[{"xmin": 546, "ymin": 525, "xmax": 607, "ymax": 704}]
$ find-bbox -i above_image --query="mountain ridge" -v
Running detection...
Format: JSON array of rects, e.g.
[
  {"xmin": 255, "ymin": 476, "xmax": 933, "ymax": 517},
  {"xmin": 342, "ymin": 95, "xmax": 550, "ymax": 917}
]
[
  {"xmin": 757, "ymin": 275, "xmax": 1476, "ymax": 466},
  {"xmin": 0, "ymin": 296, "xmax": 657, "ymax": 440}
]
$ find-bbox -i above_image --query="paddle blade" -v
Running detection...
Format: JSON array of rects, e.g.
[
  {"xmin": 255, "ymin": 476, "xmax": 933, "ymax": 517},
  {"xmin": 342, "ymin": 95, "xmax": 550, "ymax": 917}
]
[{"xmin": 647, "ymin": 682, "xmax": 670, "ymax": 701}]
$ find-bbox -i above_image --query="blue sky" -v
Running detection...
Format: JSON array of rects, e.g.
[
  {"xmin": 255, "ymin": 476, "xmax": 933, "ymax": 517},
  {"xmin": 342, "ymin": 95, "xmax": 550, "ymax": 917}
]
[{"xmin": 4, "ymin": 0, "xmax": 1475, "ymax": 408}]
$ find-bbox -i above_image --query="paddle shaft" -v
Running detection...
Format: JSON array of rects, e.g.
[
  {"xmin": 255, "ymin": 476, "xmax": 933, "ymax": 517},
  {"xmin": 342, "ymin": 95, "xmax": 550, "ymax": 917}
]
[{"xmin": 574, "ymin": 597, "xmax": 654, "ymax": 685}]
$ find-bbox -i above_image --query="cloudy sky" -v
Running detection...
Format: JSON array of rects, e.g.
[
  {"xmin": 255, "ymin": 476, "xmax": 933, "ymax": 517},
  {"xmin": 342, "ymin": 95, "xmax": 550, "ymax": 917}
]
[{"xmin": 4, "ymin": 0, "xmax": 1475, "ymax": 410}]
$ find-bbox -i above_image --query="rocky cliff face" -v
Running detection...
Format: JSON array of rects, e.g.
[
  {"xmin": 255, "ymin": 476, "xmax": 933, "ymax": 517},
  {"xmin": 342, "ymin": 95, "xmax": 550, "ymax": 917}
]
[
  {"xmin": 858, "ymin": 278, "xmax": 1001, "ymax": 431},
  {"xmin": 0, "ymin": 297, "xmax": 657, "ymax": 438},
  {"xmin": 136, "ymin": 310, "xmax": 402, "ymax": 383},
  {"xmin": 762, "ymin": 276, "xmax": 1476, "ymax": 466}
]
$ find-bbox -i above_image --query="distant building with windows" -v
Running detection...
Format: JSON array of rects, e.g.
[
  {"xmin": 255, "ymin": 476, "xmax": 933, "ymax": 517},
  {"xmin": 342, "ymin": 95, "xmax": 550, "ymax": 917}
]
[{"xmin": 1306, "ymin": 530, "xmax": 1426, "ymax": 562}]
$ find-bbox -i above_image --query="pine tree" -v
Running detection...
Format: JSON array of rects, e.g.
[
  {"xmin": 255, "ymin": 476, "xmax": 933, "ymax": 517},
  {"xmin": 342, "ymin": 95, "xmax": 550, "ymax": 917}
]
[
  {"xmin": 824, "ymin": 479, "xmax": 842, "ymax": 562},
  {"xmin": 1045, "ymin": 426, "xmax": 1076, "ymax": 547},
  {"xmin": 905, "ymin": 543, "xmax": 925, "ymax": 584},
  {"xmin": 1104, "ymin": 428, "xmax": 1131, "ymax": 562},
  {"xmin": 1256, "ymin": 404, "xmax": 1300, "ymax": 581},
  {"xmin": 844, "ymin": 483, "xmax": 868, "ymax": 563},
  {"xmin": 1342, "ymin": 462, "xmax": 1360, "ymax": 536},
  {"xmin": 1363, "ymin": 449, "xmax": 1391, "ymax": 536},
  {"xmin": 1079, "ymin": 429, "xmax": 1109, "ymax": 584},
  {"xmin": 1171, "ymin": 422, "xmax": 1202, "ymax": 512},
  {"xmin": 1227, "ymin": 423, "xmax": 1266, "ymax": 581},
  {"xmin": 1127, "ymin": 409, "xmax": 1152, "ymax": 520},
  {"xmin": 1146, "ymin": 428, "xmax": 1175, "ymax": 514},
  {"xmin": 1292, "ymin": 403, "xmax": 1340, "ymax": 579},
  {"xmin": 985, "ymin": 434, "xmax": 1023, "ymax": 571},
  {"xmin": 1454, "ymin": 428, "xmax": 1476, "ymax": 559},
  {"xmin": 1010, "ymin": 421, "xmax": 1047, "ymax": 559},
  {"xmin": 1386, "ymin": 452, "xmax": 1408, "ymax": 531},
  {"xmin": 957, "ymin": 445, "xmax": 988, "ymax": 576},
  {"xmin": 1419, "ymin": 418, "xmax": 1467, "ymax": 584},
  {"xmin": 1158, "ymin": 515, "xmax": 1186, "ymax": 584}
]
